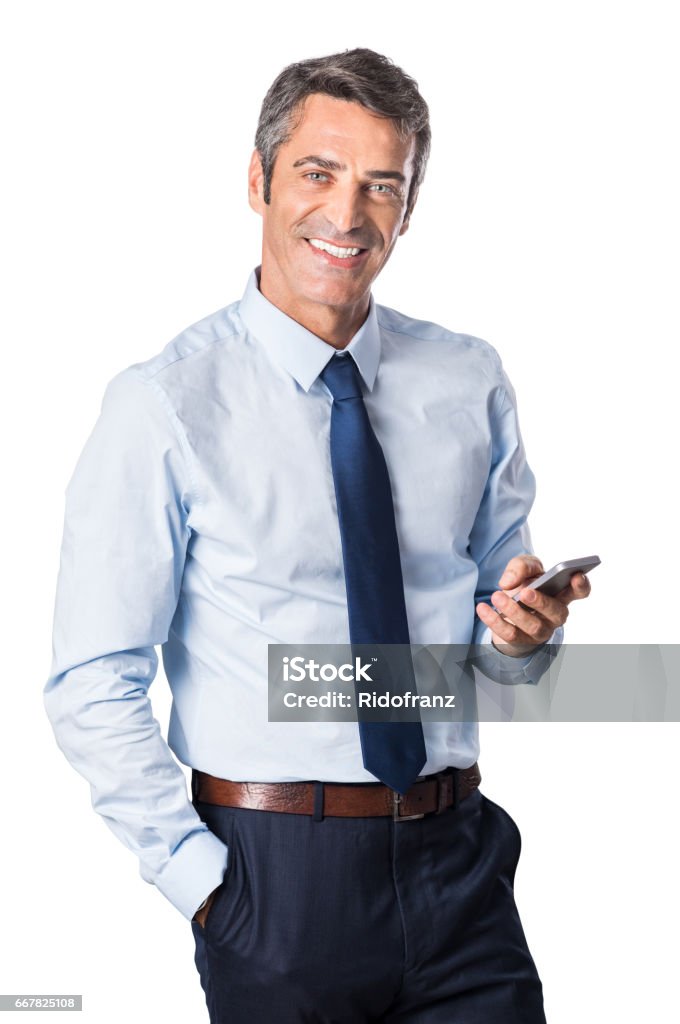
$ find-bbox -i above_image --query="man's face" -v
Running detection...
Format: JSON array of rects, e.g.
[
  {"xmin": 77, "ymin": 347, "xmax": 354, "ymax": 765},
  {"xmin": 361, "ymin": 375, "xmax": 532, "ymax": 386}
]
[{"xmin": 248, "ymin": 93, "xmax": 416, "ymax": 322}]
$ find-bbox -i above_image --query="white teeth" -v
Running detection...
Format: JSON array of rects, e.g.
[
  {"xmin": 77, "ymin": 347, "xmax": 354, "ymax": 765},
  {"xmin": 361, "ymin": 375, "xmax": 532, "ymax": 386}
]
[{"xmin": 308, "ymin": 238, "xmax": 362, "ymax": 258}]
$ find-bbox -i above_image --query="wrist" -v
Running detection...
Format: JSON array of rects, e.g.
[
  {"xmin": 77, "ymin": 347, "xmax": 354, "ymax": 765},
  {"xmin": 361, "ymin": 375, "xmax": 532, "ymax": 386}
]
[{"xmin": 491, "ymin": 637, "xmax": 539, "ymax": 658}]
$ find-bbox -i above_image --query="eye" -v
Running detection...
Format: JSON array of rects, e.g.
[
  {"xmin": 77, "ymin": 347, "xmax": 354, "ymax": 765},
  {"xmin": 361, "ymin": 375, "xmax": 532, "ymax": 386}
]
[
  {"xmin": 367, "ymin": 183, "xmax": 396, "ymax": 195},
  {"xmin": 304, "ymin": 172, "xmax": 329, "ymax": 182}
]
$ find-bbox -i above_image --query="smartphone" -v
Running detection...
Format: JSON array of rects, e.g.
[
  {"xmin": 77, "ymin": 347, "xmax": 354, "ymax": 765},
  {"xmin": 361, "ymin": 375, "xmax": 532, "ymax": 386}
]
[{"xmin": 511, "ymin": 555, "xmax": 601, "ymax": 603}]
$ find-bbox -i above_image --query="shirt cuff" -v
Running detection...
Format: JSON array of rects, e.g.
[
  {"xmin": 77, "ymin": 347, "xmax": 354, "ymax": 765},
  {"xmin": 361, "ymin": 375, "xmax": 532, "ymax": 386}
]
[
  {"xmin": 152, "ymin": 828, "xmax": 229, "ymax": 921},
  {"xmin": 474, "ymin": 625, "xmax": 564, "ymax": 685}
]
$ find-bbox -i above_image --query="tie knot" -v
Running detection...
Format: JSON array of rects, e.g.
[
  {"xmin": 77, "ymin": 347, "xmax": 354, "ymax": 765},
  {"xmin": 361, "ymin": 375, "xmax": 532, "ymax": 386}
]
[{"xmin": 320, "ymin": 353, "xmax": 363, "ymax": 402}]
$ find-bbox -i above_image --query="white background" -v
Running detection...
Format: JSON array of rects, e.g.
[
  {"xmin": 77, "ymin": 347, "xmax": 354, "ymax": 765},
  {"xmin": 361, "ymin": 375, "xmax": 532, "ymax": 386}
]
[{"xmin": 1, "ymin": 1, "xmax": 678, "ymax": 1021}]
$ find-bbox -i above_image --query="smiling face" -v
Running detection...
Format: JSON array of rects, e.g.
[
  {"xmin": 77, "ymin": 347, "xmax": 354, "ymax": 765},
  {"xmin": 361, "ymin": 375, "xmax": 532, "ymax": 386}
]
[{"xmin": 248, "ymin": 93, "xmax": 417, "ymax": 342}]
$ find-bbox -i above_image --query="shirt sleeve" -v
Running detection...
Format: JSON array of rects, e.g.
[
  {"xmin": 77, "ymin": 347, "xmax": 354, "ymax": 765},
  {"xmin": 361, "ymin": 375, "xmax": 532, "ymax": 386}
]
[
  {"xmin": 43, "ymin": 367, "xmax": 228, "ymax": 920},
  {"xmin": 469, "ymin": 355, "xmax": 563, "ymax": 685}
]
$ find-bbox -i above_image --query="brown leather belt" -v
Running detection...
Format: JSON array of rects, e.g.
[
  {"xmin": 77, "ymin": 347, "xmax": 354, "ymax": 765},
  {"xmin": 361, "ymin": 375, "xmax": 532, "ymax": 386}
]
[{"xmin": 192, "ymin": 763, "xmax": 481, "ymax": 820}]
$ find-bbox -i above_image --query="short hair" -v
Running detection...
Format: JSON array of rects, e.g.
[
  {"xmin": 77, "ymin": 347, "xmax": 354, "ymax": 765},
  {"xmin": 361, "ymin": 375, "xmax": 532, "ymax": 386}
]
[{"xmin": 254, "ymin": 47, "xmax": 431, "ymax": 220}]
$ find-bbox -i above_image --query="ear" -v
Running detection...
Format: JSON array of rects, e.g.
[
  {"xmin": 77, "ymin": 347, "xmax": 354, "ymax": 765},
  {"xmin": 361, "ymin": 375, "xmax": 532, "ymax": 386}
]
[
  {"xmin": 398, "ymin": 187, "xmax": 418, "ymax": 236},
  {"xmin": 248, "ymin": 149, "xmax": 265, "ymax": 214}
]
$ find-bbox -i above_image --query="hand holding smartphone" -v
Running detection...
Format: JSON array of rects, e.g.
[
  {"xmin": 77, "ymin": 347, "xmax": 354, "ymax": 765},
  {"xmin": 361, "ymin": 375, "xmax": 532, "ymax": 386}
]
[{"xmin": 511, "ymin": 555, "xmax": 600, "ymax": 606}]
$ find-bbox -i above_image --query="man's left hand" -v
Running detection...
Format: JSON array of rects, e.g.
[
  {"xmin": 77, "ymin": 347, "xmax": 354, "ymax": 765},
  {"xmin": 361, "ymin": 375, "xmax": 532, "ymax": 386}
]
[{"xmin": 475, "ymin": 554, "xmax": 592, "ymax": 658}]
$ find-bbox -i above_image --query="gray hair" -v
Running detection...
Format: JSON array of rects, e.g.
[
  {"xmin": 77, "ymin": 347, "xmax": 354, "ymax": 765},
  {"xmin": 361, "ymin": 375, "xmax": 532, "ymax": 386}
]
[{"xmin": 254, "ymin": 48, "xmax": 431, "ymax": 220}]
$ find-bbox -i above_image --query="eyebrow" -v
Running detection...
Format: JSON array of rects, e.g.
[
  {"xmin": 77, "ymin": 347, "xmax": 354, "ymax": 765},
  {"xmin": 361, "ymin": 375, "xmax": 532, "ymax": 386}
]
[{"xmin": 292, "ymin": 155, "xmax": 407, "ymax": 185}]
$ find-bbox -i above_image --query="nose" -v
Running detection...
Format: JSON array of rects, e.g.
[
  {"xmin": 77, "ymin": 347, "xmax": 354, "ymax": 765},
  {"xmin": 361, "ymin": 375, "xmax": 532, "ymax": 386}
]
[{"xmin": 324, "ymin": 182, "xmax": 366, "ymax": 237}]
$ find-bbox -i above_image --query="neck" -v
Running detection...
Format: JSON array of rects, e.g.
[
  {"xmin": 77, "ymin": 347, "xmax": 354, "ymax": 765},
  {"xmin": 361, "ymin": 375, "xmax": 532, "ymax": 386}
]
[{"xmin": 258, "ymin": 266, "xmax": 370, "ymax": 350}]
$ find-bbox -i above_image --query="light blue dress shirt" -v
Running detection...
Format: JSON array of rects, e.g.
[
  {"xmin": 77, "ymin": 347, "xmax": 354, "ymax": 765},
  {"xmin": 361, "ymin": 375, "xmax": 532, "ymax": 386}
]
[{"xmin": 44, "ymin": 268, "xmax": 561, "ymax": 920}]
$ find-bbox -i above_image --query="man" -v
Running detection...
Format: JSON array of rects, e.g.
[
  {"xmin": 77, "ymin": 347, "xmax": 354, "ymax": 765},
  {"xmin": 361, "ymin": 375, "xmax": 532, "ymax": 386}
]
[{"xmin": 45, "ymin": 48, "xmax": 591, "ymax": 1022}]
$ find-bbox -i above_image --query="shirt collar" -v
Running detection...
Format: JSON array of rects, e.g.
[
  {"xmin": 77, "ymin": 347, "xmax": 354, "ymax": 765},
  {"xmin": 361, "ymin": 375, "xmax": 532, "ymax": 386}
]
[{"xmin": 237, "ymin": 267, "xmax": 381, "ymax": 393}]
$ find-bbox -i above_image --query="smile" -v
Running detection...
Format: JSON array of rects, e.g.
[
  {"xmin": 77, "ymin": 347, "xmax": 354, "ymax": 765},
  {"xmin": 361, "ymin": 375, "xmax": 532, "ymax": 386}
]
[{"xmin": 307, "ymin": 238, "xmax": 365, "ymax": 259}]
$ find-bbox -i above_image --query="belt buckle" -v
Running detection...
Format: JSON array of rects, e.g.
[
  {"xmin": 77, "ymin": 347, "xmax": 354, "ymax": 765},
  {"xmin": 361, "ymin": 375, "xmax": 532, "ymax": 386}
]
[{"xmin": 392, "ymin": 791, "xmax": 425, "ymax": 821}]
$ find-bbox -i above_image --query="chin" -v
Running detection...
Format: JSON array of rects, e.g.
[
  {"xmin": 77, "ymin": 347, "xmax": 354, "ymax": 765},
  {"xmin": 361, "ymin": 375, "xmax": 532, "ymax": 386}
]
[{"xmin": 303, "ymin": 279, "xmax": 365, "ymax": 309}]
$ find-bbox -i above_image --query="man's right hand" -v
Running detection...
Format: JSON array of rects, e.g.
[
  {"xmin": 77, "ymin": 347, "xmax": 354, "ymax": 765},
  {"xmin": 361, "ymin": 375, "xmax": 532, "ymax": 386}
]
[{"xmin": 192, "ymin": 886, "xmax": 220, "ymax": 929}]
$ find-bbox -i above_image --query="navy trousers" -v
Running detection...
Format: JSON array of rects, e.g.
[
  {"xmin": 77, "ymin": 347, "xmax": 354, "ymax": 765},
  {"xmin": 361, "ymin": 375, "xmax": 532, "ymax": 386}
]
[{"xmin": 190, "ymin": 776, "xmax": 547, "ymax": 1023}]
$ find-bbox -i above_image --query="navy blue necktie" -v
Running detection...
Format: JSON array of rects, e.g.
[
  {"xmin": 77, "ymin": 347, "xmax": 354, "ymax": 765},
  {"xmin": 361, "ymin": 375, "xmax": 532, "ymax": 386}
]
[{"xmin": 320, "ymin": 353, "xmax": 427, "ymax": 795}]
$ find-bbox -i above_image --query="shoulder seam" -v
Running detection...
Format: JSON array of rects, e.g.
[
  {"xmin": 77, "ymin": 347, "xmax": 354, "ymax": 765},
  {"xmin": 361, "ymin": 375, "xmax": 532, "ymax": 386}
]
[
  {"xmin": 376, "ymin": 307, "xmax": 495, "ymax": 351},
  {"xmin": 376, "ymin": 307, "xmax": 505, "ymax": 389},
  {"xmin": 482, "ymin": 342, "xmax": 505, "ymax": 389},
  {"xmin": 139, "ymin": 324, "xmax": 242, "ymax": 381},
  {"xmin": 375, "ymin": 309, "xmax": 479, "ymax": 343}
]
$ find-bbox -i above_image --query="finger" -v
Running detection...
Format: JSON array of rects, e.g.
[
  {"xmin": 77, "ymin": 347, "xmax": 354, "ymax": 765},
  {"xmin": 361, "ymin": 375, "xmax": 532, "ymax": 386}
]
[
  {"xmin": 476, "ymin": 600, "xmax": 553, "ymax": 646},
  {"xmin": 498, "ymin": 554, "xmax": 545, "ymax": 590},
  {"xmin": 511, "ymin": 586, "xmax": 570, "ymax": 627},
  {"xmin": 489, "ymin": 591, "xmax": 558, "ymax": 641},
  {"xmin": 555, "ymin": 571, "xmax": 592, "ymax": 607},
  {"xmin": 504, "ymin": 574, "xmax": 541, "ymax": 600},
  {"xmin": 476, "ymin": 601, "xmax": 546, "ymax": 650}
]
